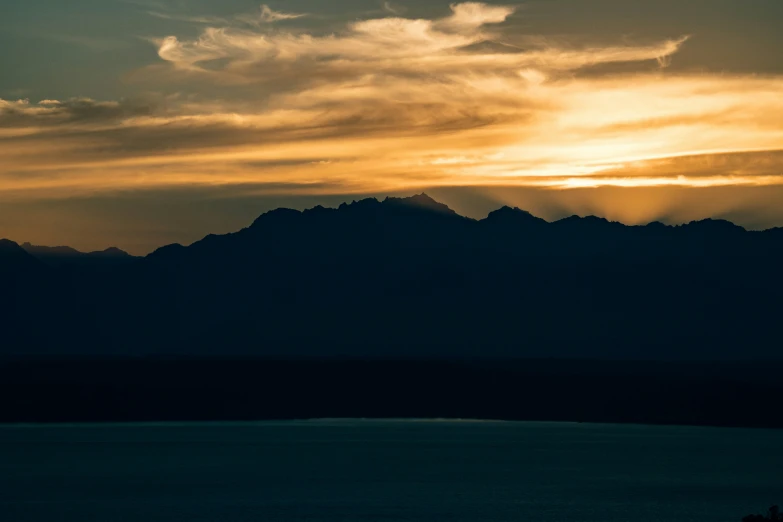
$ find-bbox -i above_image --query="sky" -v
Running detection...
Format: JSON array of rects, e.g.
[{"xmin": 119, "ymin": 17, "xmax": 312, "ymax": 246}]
[{"xmin": 2, "ymin": 0, "xmax": 783, "ymax": 254}]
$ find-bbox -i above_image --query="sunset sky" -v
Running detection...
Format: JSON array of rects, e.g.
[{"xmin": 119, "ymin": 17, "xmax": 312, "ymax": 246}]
[{"xmin": 2, "ymin": 0, "xmax": 783, "ymax": 253}]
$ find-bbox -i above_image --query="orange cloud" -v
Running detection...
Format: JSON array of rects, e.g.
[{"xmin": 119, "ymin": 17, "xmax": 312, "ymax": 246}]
[{"xmin": 1, "ymin": 2, "xmax": 782, "ymax": 202}]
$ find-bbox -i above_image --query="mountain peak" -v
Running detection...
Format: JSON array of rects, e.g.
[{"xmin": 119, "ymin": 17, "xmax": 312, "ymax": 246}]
[
  {"xmin": 250, "ymin": 207, "xmax": 302, "ymax": 228},
  {"xmin": 89, "ymin": 247, "xmax": 131, "ymax": 258},
  {"xmin": 21, "ymin": 243, "xmax": 82, "ymax": 256},
  {"xmin": 645, "ymin": 221, "xmax": 668, "ymax": 228},
  {"xmin": 484, "ymin": 206, "xmax": 547, "ymax": 226},
  {"xmin": 0, "ymin": 238, "xmax": 23, "ymax": 253},
  {"xmin": 684, "ymin": 218, "xmax": 746, "ymax": 233},
  {"xmin": 382, "ymin": 193, "xmax": 457, "ymax": 215},
  {"xmin": 338, "ymin": 197, "xmax": 382, "ymax": 212},
  {"xmin": 0, "ymin": 239, "xmax": 42, "ymax": 269},
  {"xmin": 147, "ymin": 243, "xmax": 187, "ymax": 260},
  {"xmin": 555, "ymin": 214, "xmax": 617, "ymax": 226},
  {"xmin": 303, "ymin": 204, "xmax": 334, "ymax": 215}
]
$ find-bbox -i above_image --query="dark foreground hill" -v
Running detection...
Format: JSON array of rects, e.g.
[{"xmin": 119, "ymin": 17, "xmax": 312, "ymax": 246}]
[{"xmin": 2, "ymin": 193, "xmax": 783, "ymax": 359}]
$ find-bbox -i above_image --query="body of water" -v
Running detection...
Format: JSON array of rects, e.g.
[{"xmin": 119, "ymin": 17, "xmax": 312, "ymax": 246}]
[{"xmin": 1, "ymin": 420, "xmax": 781, "ymax": 521}]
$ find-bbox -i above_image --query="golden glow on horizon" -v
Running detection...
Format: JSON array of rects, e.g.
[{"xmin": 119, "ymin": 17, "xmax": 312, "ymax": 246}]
[{"xmin": 2, "ymin": 2, "xmax": 783, "ymax": 200}]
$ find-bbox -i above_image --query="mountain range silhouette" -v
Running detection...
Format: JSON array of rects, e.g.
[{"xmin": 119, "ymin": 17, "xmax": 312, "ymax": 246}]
[{"xmin": 2, "ymin": 194, "xmax": 782, "ymax": 359}]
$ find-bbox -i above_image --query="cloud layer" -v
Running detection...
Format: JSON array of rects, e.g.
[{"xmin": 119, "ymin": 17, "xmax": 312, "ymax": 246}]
[{"xmin": 2, "ymin": 2, "xmax": 783, "ymax": 204}]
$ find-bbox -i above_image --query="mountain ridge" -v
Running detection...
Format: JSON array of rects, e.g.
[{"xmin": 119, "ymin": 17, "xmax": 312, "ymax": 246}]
[
  {"xmin": 1, "ymin": 193, "xmax": 782, "ymax": 361},
  {"xmin": 21, "ymin": 242, "xmax": 133, "ymax": 259},
  {"xmin": 7, "ymin": 194, "xmax": 783, "ymax": 256},
  {"xmin": 144, "ymin": 193, "xmax": 777, "ymax": 261}
]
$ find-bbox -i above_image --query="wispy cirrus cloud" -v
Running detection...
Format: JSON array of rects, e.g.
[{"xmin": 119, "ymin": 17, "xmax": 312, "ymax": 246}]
[
  {"xmin": 257, "ymin": 4, "xmax": 307, "ymax": 23},
  {"xmin": 154, "ymin": 3, "xmax": 684, "ymax": 78},
  {"xmin": 145, "ymin": 4, "xmax": 306, "ymax": 27},
  {"xmin": 146, "ymin": 11, "xmax": 230, "ymax": 25},
  {"xmin": 0, "ymin": 97, "xmax": 159, "ymax": 127},
  {"xmin": 382, "ymin": 2, "xmax": 407, "ymax": 16}
]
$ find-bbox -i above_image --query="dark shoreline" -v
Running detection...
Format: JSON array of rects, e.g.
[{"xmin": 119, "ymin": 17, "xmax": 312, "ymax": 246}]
[{"xmin": 3, "ymin": 358, "xmax": 783, "ymax": 429}]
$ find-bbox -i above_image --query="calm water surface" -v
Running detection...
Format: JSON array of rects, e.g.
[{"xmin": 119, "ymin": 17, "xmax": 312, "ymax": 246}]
[{"xmin": 1, "ymin": 420, "xmax": 781, "ymax": 521}]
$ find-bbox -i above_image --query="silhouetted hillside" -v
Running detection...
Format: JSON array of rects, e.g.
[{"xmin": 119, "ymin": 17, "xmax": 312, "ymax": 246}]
[
  {"xmin": 1, "ymin": 194, "xmax": 782, "ymax": 359},
  {"xmin": 0, "ymin": 240, "xmax": 50, "ymax": 350},
  {"xmin": 21, "ymin": 242, "xmax": 135, "ymax": 268},
  {"xmin": 0, "ymin": 239, "xmax": 41, "ymax": 270}
]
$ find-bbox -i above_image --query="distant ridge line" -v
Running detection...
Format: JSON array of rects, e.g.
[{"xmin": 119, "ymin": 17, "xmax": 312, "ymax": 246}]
[{"xmin": 4, "ymin": 193, "xmax": 781, "ymax": 255}]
